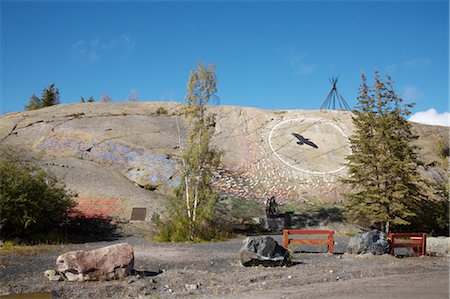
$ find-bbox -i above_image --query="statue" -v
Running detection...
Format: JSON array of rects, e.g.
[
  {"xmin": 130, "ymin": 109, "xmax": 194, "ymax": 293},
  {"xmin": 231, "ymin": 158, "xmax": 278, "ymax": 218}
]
[{"xmin": 265, "ymin": 196, "xmax": 279, "ymax": 218}]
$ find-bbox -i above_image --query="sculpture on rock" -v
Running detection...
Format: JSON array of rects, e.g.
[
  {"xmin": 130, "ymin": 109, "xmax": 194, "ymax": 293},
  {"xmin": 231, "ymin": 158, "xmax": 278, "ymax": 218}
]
[
  {"xmin": 265, "ymin": 196, "xmax": 279, "ymax": 218},
  {"xmin": 56, "ymin": 243, "xmax": 134, "ymax": 281}
]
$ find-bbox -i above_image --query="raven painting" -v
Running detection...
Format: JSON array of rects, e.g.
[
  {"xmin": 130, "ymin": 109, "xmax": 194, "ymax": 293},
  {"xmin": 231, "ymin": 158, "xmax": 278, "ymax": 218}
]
[{"xmin": 292, "ymin": 133, "xmax": 318, "ymax": 149}]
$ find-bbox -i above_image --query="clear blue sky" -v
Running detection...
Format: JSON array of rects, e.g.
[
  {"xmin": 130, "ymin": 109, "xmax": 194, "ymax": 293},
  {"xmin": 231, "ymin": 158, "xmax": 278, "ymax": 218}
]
[{"xmin": 1, "ymin": 1, "xmax": 448, "ymax": 117}]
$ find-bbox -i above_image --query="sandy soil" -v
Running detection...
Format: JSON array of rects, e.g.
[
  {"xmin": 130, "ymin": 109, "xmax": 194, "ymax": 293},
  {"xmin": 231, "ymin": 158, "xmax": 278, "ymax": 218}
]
[{"xmin": 0, "ymin": 235, "xmax": 448, "ymax": 299}]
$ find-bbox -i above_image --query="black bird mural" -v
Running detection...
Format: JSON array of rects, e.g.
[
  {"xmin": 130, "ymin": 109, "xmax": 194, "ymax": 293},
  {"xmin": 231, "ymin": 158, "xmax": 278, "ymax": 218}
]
[{"xmin": 292, "ymin": 133, "xmax": 318, "ymax": 149}]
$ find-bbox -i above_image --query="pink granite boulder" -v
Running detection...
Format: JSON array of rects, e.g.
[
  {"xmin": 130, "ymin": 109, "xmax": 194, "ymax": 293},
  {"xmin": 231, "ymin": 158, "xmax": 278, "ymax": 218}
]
[{"xmin": 56, "ymin": 243, "xmax": 134, "ymax": 281}]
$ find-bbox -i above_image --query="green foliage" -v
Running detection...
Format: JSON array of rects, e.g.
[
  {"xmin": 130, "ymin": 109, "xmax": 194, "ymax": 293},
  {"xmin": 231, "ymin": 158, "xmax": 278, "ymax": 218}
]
[
  {"xmin": 155, "ymin": 61, "xmax": 224, "ymax": 242},
  {"xmin": 0, "ymin": 148, "xmax": 76, "ymax": 240},
  {"xmin": 80, "ymin": 96, "xmax": 85, "ymax": 103},
  {"xmin": 155, "ymin": 106, "xmax": 168, "ymax": 115},
  {"xmin": 41, "ymin": 83, "xmax": 60, "ymax": 107},
  {"xmin": 216, "ymin": 197, "xmax": 264, "ymax": 220},
  {"xmin": 24, "ymin": 84, "xmax": 60, "ymax": 111},
  {"xmin": 154, "ymin": 194, "xmax": 225, "ymax": 242},
  {"xmin": 342, "ymin": 72, "xmax": 425, "ymax": 233},
  {"xmin": 25, "ymin": 94, "xmax": 43, "ymax": 111},
  {"xmin": 87, "ymin": 96, "xmax": 95, "ymax": 103},
  {"xmin": 434, "ymin": 136, "xmax": 449, "ymax": 166}
]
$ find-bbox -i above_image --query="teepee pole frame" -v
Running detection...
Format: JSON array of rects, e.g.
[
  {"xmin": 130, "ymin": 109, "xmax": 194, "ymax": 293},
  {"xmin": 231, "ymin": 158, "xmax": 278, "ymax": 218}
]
[{"xmin": 320, "ymin": 76, "xmax": 351, "ymax": 111}]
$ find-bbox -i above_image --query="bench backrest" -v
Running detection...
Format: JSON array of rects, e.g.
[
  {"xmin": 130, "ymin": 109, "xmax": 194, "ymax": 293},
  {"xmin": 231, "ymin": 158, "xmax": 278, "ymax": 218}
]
[
  {"xmin": 388, "ymin": 232, "xmax": 427, "ymax": 256},
  {"xmin": 283, "ymin": 229, "xmax": 334, "ymax": 253}
]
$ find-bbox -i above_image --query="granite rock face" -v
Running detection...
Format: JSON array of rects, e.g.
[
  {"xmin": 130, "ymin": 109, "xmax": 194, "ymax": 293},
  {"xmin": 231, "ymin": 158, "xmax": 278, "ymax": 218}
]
[
  {"xmin": 56, "ymin": 243, "xmax": 134, "ymax": 281},
  {"xmin": 240, "ymin": 236, "xmax": 291, "ymax": 267},
  {"xmin": 347, "ymin": 230, "xmax": 390, "ymax": 255},
  {"xmin": 0, "ymin": 103, "xmax": 445, "ymax": 219}
]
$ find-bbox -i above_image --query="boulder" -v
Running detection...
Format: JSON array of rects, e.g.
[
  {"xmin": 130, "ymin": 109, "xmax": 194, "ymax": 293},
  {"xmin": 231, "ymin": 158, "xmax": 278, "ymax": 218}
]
[
  {"xmin": 239, "ymin": 236, "xmax": 291, "ymax": 267},
  {"xmin": 427, "ymin": 237, "xmax": 450, "ymax": 256},
  {"xmin": 56, "ymin": 243, "xmax": 134, "ymax": 281},
  {"xmin": 347, "ymin": 230, "xmax": 390, "ymax": 255}
]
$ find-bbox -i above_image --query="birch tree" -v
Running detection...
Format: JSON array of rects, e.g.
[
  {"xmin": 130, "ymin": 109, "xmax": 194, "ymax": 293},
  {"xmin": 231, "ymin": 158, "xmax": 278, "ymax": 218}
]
[{"xmin": 156, "ymin": 61, "xmax": 222, "ymax": 241}]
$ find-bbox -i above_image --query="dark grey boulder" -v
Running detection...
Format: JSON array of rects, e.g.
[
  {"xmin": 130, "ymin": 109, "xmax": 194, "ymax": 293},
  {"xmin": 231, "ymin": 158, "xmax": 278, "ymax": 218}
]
[
  {"xmin": 347, "ymin": 230, "xmax": 390, "ymax": 255},
  {"xmin": 239, "ymin": 236, "xmax": 291, "ymax": 267}
]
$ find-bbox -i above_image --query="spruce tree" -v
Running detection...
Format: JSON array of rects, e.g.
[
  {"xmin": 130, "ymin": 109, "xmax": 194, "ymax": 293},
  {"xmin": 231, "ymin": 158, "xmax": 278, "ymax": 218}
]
[
  {"xmin": 41, "ymin": 83, "xmax": 60, "ymax": 107},
  {"xmin": 343, "ymin": 71, "xmax": 425, "ymax": 233}
]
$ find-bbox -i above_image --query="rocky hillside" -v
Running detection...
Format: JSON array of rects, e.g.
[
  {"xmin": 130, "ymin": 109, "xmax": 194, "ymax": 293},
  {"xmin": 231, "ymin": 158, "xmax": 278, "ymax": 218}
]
[{"xmin": 0, "ymin": 102, "xmax": 447, "ymax": 220}]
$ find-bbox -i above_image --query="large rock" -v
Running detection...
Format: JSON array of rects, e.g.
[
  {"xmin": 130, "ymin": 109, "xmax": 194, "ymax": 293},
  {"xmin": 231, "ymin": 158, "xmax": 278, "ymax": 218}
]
[
  {"xmin": 239, "ymin": 236, "xmax": 291, "ymax": 267},
  {"xmin": 427, "ymin": 237, "xmax": 450, "ymax": 256},
  {"xmin": 347, "ymin": 230, "xmax": 390, "ymax": 255},
  {"xmin": 56, "ymin": 243, "xmax": 134, "ymax": 281}
]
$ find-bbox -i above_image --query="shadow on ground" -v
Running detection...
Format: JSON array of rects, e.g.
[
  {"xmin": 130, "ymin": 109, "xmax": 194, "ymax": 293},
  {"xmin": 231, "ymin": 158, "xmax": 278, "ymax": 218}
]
[{"xmin": 63, "ymin": 214, "xmax": 122, "ymax": 243}]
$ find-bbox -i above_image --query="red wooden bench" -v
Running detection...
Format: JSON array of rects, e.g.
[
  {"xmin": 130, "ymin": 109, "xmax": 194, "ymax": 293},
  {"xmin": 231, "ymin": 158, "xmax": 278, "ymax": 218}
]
[
  {"xmin": 388, "ymin": 232, "xmax": 427, "ymax": 256},
  {"xmin": 283, "ymin": 229, "xmax": 334, "ymax": 253}
]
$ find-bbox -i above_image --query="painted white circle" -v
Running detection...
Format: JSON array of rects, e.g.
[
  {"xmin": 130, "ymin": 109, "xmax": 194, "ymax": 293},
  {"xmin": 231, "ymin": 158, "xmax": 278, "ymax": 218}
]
[{"xmin": 268, "ymin": 118, "xmax": 351, "ymax": 175}]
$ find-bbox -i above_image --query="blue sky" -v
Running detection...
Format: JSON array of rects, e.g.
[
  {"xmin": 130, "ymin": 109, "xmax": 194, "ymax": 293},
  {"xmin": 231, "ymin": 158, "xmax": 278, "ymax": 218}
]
[{"xmin": 1, "ymin": 1, "xmax": 448, "ymax": 124}]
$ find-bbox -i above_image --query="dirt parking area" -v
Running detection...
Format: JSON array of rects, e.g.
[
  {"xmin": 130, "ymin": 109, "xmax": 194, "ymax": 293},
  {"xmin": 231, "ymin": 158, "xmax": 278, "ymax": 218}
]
[{"xmin": 0, "ymin": 235, "xmax": 448, "ymax": 298}]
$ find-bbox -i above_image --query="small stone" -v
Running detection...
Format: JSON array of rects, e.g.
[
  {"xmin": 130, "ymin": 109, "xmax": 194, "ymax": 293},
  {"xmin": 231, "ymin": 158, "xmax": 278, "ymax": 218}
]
[
  {"xmin": 48, "ymin": 275, "xmax": 61, "ymax": 282},
  {"xmin": 127, "ymin": 277, "xmax": 137, "ymax": 284},
  {"xmin": 336, "ymin": 276, "xmax": 340, "ymax": 280},
  {"xmin": 151, "ymin": 278, "xmax": 157, "ymax": 283},
  {"xmin": 185, "ymin": 284, "xmax": 198, "ymax": 290},
  {"xmin": 44, "ymin": 270, "xmax": 56, "ymax": 277},
  {"xmin": 64, "ymin": 272, "xmax": 81, "ymax": 282},
  {"xmin": 329, "ymin": 270, "xmax": 334, "ymax": 273},
  {"xmin": 168, "ymin": 289, "xmax": 173, "ymax": 293},
  {"xmin": 287, "ymin": 275, "xmax": 292, "ymax": 279}
]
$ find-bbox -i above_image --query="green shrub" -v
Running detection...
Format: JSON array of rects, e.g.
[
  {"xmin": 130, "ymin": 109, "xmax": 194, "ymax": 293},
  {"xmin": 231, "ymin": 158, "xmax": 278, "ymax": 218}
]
[
  {"xmin": 0, "ymin": 148, "xmax": 76, "ymax": 240},
  {"xmin": 153, "ymin": 194, "xmax": 228, "ymax": 242},
  {"xmin": 155, "ymin": 106, "xmax": 168, "ymax": 115}
]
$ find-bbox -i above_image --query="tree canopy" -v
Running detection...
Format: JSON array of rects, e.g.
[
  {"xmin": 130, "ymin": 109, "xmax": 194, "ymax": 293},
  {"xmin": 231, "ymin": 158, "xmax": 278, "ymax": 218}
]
[
  {"xmin": 155, "ymin": 61, "xmax": 223, "ymax": 241},
  {"xmin": 25, "ymin": 84, "xmax": 60, "ymax": 111},
  {"xmin": 0, "ymin": 148, "xmax": 75, "ymax": 240},
  {"xmin": 342, "ymin": 71, "xmax": 425, "ymax": 233}
]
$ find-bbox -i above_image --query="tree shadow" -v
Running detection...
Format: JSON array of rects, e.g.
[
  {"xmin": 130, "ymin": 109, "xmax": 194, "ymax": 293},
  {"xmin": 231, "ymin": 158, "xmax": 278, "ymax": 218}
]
[
  {"xmin": 289, "ymin": 207, "xmax": 344, "ymax": 227},
  {"xmin": 63, "ymin": 214, "xmax": 122, "ymax": 243}
]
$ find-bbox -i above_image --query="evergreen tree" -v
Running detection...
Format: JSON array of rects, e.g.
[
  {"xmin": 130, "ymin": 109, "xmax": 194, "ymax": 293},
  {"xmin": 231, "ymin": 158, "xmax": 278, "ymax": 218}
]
[
  {"xmin": 41, "ymin": 83, "xmax": 60, "ymax": 107},
  {"xmin": 342, "ymin": 71, "xmax": 425, "ymax": 233},
  {"xmin": 25, "ymin": 84, "xmax": 60, "ymax": 110},
  {"xmin": 87, "ymin": 96, "xmax": 95, "ymax": 103}
]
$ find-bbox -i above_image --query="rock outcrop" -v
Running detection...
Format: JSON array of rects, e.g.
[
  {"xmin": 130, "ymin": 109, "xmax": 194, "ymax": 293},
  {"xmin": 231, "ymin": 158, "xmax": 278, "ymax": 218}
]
[
  {"xmin": 347, "ymin": 230, "xmax": 390, "ymax": 255},
  {"xmin": 56, "ymin": 243, "xmax": 134, "ymax": 281},
  {"xmin": 239, "ymin": 236, "xmax": 291, "ymax": 267},
  {"xmin": 0, "ymin": 103, "xmax": 446, "ymax": 219}
]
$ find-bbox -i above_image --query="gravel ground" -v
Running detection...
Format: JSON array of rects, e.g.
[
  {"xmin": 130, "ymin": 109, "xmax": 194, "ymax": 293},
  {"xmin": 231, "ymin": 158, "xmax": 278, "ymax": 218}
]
[{"xmin": 0, "ymin": 235, "xmax": 448, "ymax": 299}]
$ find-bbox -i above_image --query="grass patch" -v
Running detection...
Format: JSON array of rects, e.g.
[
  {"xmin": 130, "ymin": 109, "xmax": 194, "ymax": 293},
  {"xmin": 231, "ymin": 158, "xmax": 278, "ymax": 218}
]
[{"xmin": 1, "ymin": 243, "xmax": 58, "ymax": 256}]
